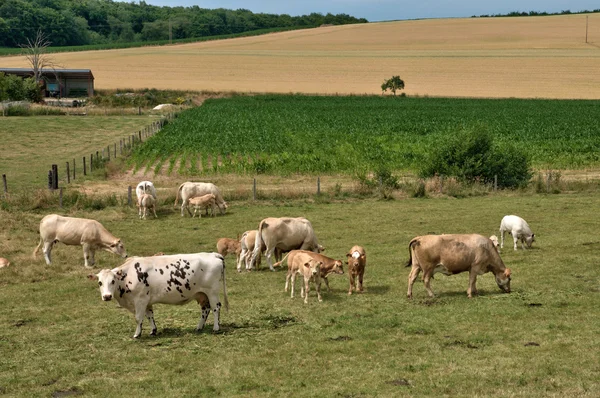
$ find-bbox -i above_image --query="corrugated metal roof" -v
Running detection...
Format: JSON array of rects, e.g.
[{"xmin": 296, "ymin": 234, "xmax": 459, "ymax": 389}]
[{"xmin": 0, "ymin": 68, "xmax": 94, "ymax": 79}]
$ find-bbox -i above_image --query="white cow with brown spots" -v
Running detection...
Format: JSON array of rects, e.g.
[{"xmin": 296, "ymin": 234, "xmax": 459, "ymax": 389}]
[
  {"xmin": 284, "ymin": 250, "xmax": 324, "ymax": 304},
  {"xmin": 406, "ymin": 234, "xmax": 512, "ymax": 298},
  {"xmin": 88, "ymin": 252, "xmax": 228, "ymax": 338},
  {"xmin": 33, "ymin": 214, "xmax": 127, "ymax": 268}
]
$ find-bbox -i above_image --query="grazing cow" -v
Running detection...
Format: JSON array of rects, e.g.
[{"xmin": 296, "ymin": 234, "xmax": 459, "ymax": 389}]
[
  {"xmin": 174, "ymin": 182, "xmax": 228, "ymax": 217},
  {"xmin": 33, "ymin": 214, "xmax": 127, "ymax": 268},
  {"xmin": 346, "ymin": 245, "xmax": 367, "ymax": 295},
  {"xmin": 188, "ymin": 194, "xmax": 217, "ymax": 218},
  {"xmin": 135, "ymin": 181, "xmax": 157, "ymax": 202},
  {"xmin": 284, "ymin": 251, "xmax": 324, "ymax": 304},
  {"xmin": 88, "ymin": 252, "xmax": 228, "ymax": 338},
  {"xmin": 500, "ymin": 215, "xmax": 535, "ymax": 250},
  {"xmin": 0, "ymin": 257, "xmax": 10, "ymax": 268},
  {"xmin": 216, "ymin": 237, "xmax": 241, "ymax": 265},
  {"xmin": 138, "ymin": 193, "xmax": 157, "ymax": 219},
  {"xmin": 406, "ymin": 234, "xmax": 511, "ymax": 298},
  {"xmin": 275, "ymin": 250, "xmax": 343, "ymax": 292},
  {"xmin": 237, "ymin": 230, "xmax": 283, "ymax": 272},
  {"xmin": 250, "ymin": 217, "xmax": 322, "ymax": 272}
]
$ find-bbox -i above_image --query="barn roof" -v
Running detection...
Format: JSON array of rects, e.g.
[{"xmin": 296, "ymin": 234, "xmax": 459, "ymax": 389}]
[{"xmin": 0, "ymin": 68, "xmax": 94, "ymax": 79}]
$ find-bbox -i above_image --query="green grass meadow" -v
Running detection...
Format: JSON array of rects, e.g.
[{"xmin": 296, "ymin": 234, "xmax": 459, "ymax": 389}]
[{"xmin": 1, "ymin": 193, "xmax": 599, "ymax": 396}]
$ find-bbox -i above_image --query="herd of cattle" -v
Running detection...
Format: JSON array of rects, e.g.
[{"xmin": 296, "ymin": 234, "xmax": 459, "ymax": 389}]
[{"xmin": 16, "ymin": 180, "xmax": 536, "ymax": 338}]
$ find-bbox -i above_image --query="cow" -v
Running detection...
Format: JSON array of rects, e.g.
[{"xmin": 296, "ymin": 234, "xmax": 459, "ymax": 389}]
[
  {"xmin": 346, "ymin": 245, "xmax": 367, "ymax": 295},
  {"xmin": 237, "ymin": 230, "xmax": 283, "ymax": 272},
  {"xmin": 188, "ymin": 194, "xmax": 217, "ymax": 218},
  {"xmin": 500, "ymin": 215, "xmax": 535, "ymax": 250},
  {"xmin": 174, "ymin": 182, "xmax": 228, "ymax": 217},
  {"xmin": 283, "ymin": 251, "xmax": 324, "ymax": 304},
  {"xmin": 216, "ymin": 237, "xmax": 241, "ymax": 265},
  {"xmin": 135, "ymin": 181, "xmax": 157, "ymax": 202},
  {"xmin": 405, "ymin": 234, "xmax": 512, "ymax": 299},
  {"xmin": 88, "ymin": 252, "xmax": 228, "ymax": 338},
  {"xmin": 250, "ymin": 217, "xmax": 322, "ymax": 272},
  {"xmin": 138, "ymin": 193, "xmax": 157, "ymax": 219},
  {"xmin": 0, "ymin": 257, "xmax": 10, "ymax": 268},
  {"xmin": 275, "ymin": 250, "xmax": 343, "ymax": 292},
  {"xmin": 33, "ymin": 214, "xmax": 127, "ymax": 268},
  {"xmin": 489, "ymin": 235, "xmax": 499, "ymax": 251}
]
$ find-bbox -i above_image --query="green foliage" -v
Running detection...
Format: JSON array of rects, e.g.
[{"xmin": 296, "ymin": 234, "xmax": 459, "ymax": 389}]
[
  {"xmin": 381, "ymin": 75, "xmax": 405, "ymax": 95},
  {"xmin": 420, "ymin": 129, "xmax": 532, "ymax": 188},
  {"xmin": 0, "ymin": 73, "xmax": 41, "ymax": 102}
]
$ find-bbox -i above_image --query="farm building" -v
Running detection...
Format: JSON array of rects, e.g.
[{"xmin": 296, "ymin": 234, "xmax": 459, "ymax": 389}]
[{"xmin": 0, "ymin": 68, "xmax": 94, "ymax": 97}]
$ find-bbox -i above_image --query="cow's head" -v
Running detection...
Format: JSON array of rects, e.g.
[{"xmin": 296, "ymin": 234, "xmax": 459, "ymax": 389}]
[
  {"xmin": 330, "ymin": 260, "xmax": 345, "ymax": 275},
  {"xmin": 107, "ymin": 239, "xmax": 127, "ymax": 258},
  {"xmin": 346, "ymin": 250, "xmax": 365, "ymax": 271},
  {"xmin": 304, "ymin": 260, "xmax": 322, "ymax": 278},
  {"xmin": 495, "ymin": 268, "xmax": 511, "ymax": 293},
  {"xmin": 524, "ymin": 234, "xmax": 535, "ymax": 248},
  {"xmin": 88, "ymin": 269, "xmax": 122, "ymax": 301}
]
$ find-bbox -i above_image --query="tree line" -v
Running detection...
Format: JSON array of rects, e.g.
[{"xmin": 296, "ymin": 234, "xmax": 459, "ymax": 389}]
[
  {"xmin": 0, "ymin": 0, "xmax": 368, "ymax": 48},
  {"xmin": 472, "ymin": 9, "xmax": 600, "ymax": 18}
]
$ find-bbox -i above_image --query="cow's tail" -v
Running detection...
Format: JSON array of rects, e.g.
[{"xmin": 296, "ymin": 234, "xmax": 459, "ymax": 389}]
[
  {"xmin": 405, "ymin": 237, "xmax": 419, "ymax": 267},
  {"xmin": 250, "ymin": 221, "xmax": 266, "ymax": 267},
  {"xmin": 33, "ymin": 236, "xmax": 43, "ymax": 259},
  {"xmin": 221, "ymin": 257, "xmax": 229, "ymax": 311},
  {"xmin": 174, "ymin": 182, "xmax": 185, "ymax": 208},
  {"xmin": 272, "ymin": 252, "xmax": 290, "ymax": 268}
]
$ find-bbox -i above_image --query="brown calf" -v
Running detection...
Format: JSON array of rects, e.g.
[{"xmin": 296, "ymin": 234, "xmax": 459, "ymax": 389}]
[
  {"xmin": 216, "ymin": 237, "xmax": 241, "ymax": 266},
  {"xmin": 188, "ymin": 194, "xmax": 217, "ymax": 218},
  {"xmin": 275, "ymin": 250, "xmax": 344, "ymax": 292},
  {"xmin": 284, "ymin": 250, "xmax": 323, "ymax": 304},
  {"xmin": 346, "ymin": 245, "xmax": 366, "ymax": 295},
  {"xmin": 0, "ymin": 257, "xmax": 10, "ymax": 268}
]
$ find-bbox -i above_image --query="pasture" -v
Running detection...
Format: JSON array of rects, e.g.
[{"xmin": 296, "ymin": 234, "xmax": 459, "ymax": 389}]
[
  {"xmin": 1, "ymin": 192, "xmax": 599, "ymax": 396},
  {"xmin": 2, "ymin": 14, "xmax": 600, "ymax": 98}
]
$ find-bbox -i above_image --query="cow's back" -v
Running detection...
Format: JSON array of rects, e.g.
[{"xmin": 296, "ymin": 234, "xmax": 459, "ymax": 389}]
[
  {"xmin": 261, "ymin": 217, "xmax": 316, "ymax": 250},
  {"xmin": 412, "ymin": 234, "xmax": 496, "ymax": 272},
  {"xmin": 40, "ymin": 214, "xmax": 102, "ymax": 244}
]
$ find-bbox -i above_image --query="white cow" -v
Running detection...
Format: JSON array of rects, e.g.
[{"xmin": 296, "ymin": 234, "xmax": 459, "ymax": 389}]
[
  {"xmin": 250, "ymin": 217, "xmax": 322, "ymax": 272},
  {"xmin": 174, "ymin": 182, "xmax": 228, "ymax": 217},
  {"xmin": 33, "ymin": 214, "xmax": 127, "ymax": 268},
  {"xmin": 136, "ymin": 181, "xmax": 157, "ymax": 202},
  {"xmin": 500, "ymin": 215, "xmax": 535, "ymax": 250},
  {"xmin": 89, "ymin": 253, "xmax": 228, "ymax": 338}
]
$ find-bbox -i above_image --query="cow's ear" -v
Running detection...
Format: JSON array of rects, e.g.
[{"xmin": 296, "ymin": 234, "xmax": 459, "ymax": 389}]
[
  {"xmin": 360, "ymin": 254, "xmax": 366, "ymax": 260},
  {"xmin": 504, "ymin": 268, "xmax": 512, "ymax": 278},
  {"xmin": 346, "ymin": 253, "xmax": 351, "ymax": 258},
  {"xmin": 115, "ymin": 270, "xmax": 123, "ymax": 277},
  {"xmin": 87, "ymin": 274, "xmax": 98, "ymax": 281},
  {"xmin": 303, "ymin": 262, "xmax": 311, "ymax": 268}
]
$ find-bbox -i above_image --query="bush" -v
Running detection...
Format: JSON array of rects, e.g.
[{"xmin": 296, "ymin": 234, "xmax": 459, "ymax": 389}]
[{"xmin": 419, "ymin": 129, "xmax": 531, "ymax": 189}]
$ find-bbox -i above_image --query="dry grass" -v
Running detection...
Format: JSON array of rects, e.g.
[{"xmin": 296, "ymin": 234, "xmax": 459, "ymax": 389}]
[{"xmin": 2, "ymin": 14, "xmax": 599, "ymax": 98}]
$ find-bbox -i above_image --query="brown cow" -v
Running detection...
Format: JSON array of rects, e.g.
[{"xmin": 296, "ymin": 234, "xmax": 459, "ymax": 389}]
[
  {"xmin": 346, "ymin": 245, "xmax": 366, "ymax": 295},
  {"xmin": 216, "ymin": 237, "xmax": 241, "ymax": 265},
  {"xmin": 275, "ymin": 250, "xmax": 343, "ymax": 292},
  {"xmin": 283, "ymin": 251, "xmax": 324, "ymax": 304},
  {"xmin": 406, "ymin": 234, "xmax": 511, "ymax": 298}
]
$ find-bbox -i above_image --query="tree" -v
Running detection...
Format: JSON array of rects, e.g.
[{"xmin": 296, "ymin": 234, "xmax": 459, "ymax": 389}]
[
  {"xmin": 20, "ymin": 29, "xmax": 57, "ymax": 84},
  {"xmin": 381, "ymin": 75, "xmax": 405, "ymax": 96}
]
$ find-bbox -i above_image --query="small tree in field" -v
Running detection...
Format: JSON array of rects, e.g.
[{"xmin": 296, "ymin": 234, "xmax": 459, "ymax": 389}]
[
  {"xmin": 20, "ymin": 29, "xmax": 55, "ymax": 83},
  {"xmin": 381, "ymin": 75, "xmax": 405, "ymax": 95}
]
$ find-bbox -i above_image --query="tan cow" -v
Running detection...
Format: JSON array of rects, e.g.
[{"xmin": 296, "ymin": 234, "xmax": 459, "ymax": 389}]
[
  {"xmin": 174, "ymin": 182, "xmax": 228, "ymax": 217},
  {"xmin": 284, "ymin": 250, "xmax": 324, "ymax": 304},
  {"xmin": 275, "ymin": 250, "xmax": 343, "ymax": 292},
  {"xmin": 188, "ymin": 194, "xmax": 217, "ymax": 218},
  {"xmin": 216, "ymin": 237, "xmax": 241, "ymax": 265},
  {"xmin": 137, "ymin": 193, "xmax": 157, "ymax": 219},
  {"xmin": 250, "ymin": 217, "xmax": 322, "ymax": 272},
  {"xmin": 33, "ymin": 214, "xmax": 127, "ymax": 268},
  {"xmin": 0, "ymin": 257, "xmax": 10, "ymax": 268},
  {"xmin": 237, "ymin": 229, "xmax": 283, "ymax": 272},
  {"xmin": 489, "ymin": 235, "xmax": 499, "ymax": 252},
  {"xmin": 346, "ymin": 245, "xmax": 367, "ymax": 295},
  {"xmin": 406, "ymin": 234, "xmax": 511, "ymax": 299}
]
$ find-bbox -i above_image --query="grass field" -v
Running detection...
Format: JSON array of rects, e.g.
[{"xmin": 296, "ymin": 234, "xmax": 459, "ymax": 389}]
[
  {"xmin": 1, "ymin": 192, "xmax": 599, "ymax": 396},
  {"xmin": 2, "ymin": 14, "xmax": 599, "ymax": 98}
]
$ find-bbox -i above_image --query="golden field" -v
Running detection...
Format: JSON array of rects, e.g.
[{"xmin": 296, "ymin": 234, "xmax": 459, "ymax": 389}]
[{"xmin": 2, "ymin": 14, "xmax": 600, "ymax": 98}]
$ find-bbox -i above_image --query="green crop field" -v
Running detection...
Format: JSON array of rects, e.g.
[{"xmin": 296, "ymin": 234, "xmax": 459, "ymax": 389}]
[{"xmin": 132, "ymin": 95, "xmax": 600, "ymax": 176}]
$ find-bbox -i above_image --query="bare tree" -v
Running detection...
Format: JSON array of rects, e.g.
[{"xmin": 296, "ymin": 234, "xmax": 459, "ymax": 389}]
[{"xmin": 20, "ymin": 29, "xmax": 58, "ymax": 83}]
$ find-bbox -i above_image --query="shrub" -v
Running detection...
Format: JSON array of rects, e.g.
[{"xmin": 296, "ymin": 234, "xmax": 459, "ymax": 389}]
[{"xmin": 419, "ymin": 129, "xmax": 531, "ymax": 189}]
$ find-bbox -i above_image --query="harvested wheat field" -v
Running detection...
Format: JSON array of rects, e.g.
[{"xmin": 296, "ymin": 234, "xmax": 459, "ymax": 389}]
[{"xmin": 2, "ymin": 14, "xmax": 600, "ymax": 98}]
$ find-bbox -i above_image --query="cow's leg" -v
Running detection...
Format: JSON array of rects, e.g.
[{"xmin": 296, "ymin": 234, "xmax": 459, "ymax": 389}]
[
  {"xmin": 89, "ymin": 248, "xmax": 96, "ymax": 267},
  {"xmin": 290, "ymin": 272, "xmax": 296, "ymax": 298},
  {"xmin": 500, "ymin": 229, "xmax": 505, "ymax": 249},
  {"xmin": 146, "ymin": 306, "xmax": 157, "ymax": 335},
  {"xmin": 358, "ymin": 270, "xmax": 364, "ymax": 292},
  {"xmin": 315, "ymin": 278, "xmax": 323, "ymax": 303},
  {"xmin": 303, "ymin": 277, "xmax": 309, "ymax": 303},
  {"xmin": 323, "ymin": 276, "xmax": 331, "ymax": 292},
  {"xmin": 407, "ymin": 266, "xmax": 421, "ymax": 298},
  {"xmin": 152, "ymin": 205, "xmax": 157, "ymax": 219},
  {"xmin": 285, "ymin": 270, "xmax": 292, "ymax": 292},
  {"xmin": 513, "ymin": 234, "xmax": 518, "ymax": 251},
  {"xmin": 423, "ymin": 271, "xmax": 435, "ymax": 298},
  {"xmin": 82, "ymin": 243, "xmax": 93, "ymax": 268},
  {"xmin": 138, "ymin": 205, "xmax": 142, "ymax": 219},
  {"xmin": 265, "ymin": 249, "xmax": 276, "ymax": 271},
  {"xmin": 237, "ymin": 248, "xmax": 247, "ymax": 273},
  {"xmin": 42, "ymin": 240, "xmax": 53, "ymax": 265},
  {"xmin": 520, "ymin": 236, "xmax": 526, "ymax": 250},
  {"xmin": 348, "ymin": 272, "xmax": 355, "ymax": 295},
  {"xmin": 133, "ymin": 300, "xmax": 149, "ymax": 338},
  {"xmin": 467, "ymin": 270, "xmax": 478, "ymax": 298}
]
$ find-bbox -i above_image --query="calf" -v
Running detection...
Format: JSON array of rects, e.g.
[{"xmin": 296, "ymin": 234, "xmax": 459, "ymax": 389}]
[
  {"xmin": 500, "ymin": 215, "xmax": 535, "ymax": 250},
  {"xmin": 284, "ymin": 251, "xmax": 323, "ymax": 304},
  {"xmin": 406, "ymin": 234, "xmax": 511, "ymax": 298},
  {"xmin": 138, "ymin": 193, "xmax": 157, "ymax": 219},
  {"xmin": 237, "ymin": 230, "xmax": 283, "ymax": 272},
  {"xmin": 135, "ymin": 181, "xmax": 157, "ymax": 202},
  {"xmin": 489, "ymin": 235, "xmax": 500, "ymax": 252},
  {"xmin": 89, "ymin": 252, "xmax": 228, "ymax": 338},
  {"xmin": 346, "ymin": 245, "xmax": 366, "ymax": 295},
  {"xmin": 216, "ymin": 237, "xmax": 241, "ymax": 266},
  {"xmin": 188, "ymin": 194, "xmax": 217, "ymax": 218},
  {"xmin": 0, "ymin": 257, "xmax": 10, "ymax": 268},
  {"xmin": 275, "ymin": 250, "xmax": 343, "ymax": 292}
]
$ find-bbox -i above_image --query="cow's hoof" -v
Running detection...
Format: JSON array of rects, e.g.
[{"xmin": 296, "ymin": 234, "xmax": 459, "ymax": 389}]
[
  {"xmin": 133, "ymin": 334, "xmax": 140, "ymax": 339},
  {"xmin": 348, "ymin": 291, "xmax": 353, "ymax": 295},
  {"xmin": 150, "ymin": 329, "xmax": 157, "ymax": 336}
]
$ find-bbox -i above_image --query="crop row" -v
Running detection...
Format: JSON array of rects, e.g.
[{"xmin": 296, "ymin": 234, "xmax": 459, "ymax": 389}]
[{"xmin": 131, "ymin": 95, "xmax": 600, "ymax": 175}]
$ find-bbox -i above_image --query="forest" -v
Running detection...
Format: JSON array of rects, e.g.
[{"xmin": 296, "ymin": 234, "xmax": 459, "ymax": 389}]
[{"xmin": 0, "ymin": 0, "xmax": 368, "ymax": 47}]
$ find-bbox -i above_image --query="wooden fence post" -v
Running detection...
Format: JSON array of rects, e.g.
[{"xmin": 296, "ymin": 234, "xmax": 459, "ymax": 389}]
[
  {"xmin": 83, "ymin": 156, "xmax": 87, "ymax": 176},
  {"xmin": 73, "ymin": 158, "xmax": 76, "ymax": 180},
  {"xmin": 128, "ymin": 186, "xmax": 132, "ymax": 206},
  {"xmin": 120, "ymin": 139, "xmax": 123, "ymax": 154},
  {"xmin": 317, "ymin": 177, "xmax": 321, "ymax": 195},
  {"xmin": 494, "ymin": 175, "xmax": 498, "ymax": 191},
  {"xmin": 253, "ymin": 178, "xmax": 257, "ymax": 201},
  {"xmin": 114, "ymin": 143, "xmax": 117, "ymax": 158},
  {"xmin": 52, "ymin": 164, "xmax": 58, "ymax": 190},
  {"xmin": 2, "ymin": 174, "xmax": 7, "ymax": 197},
  {"xmin": 48, "ymin": 170, "xmax": 53, "ymax": 190},
  {"xmin": 90, "ymin": 154, "xmax": 93, "ymax": 172},
  {"xmin": 139, "ymin": 131, "xmax": 142, "ymax": 142},
  {"xmin": 66, "ymin": 162, "xmax": 70, "ymax": 184}
]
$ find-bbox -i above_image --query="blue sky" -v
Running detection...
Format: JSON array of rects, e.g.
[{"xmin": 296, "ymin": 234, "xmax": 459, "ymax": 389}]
[{"xmin": 131, "ymin": 1, "xmax": 599, "ymax": 21}]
